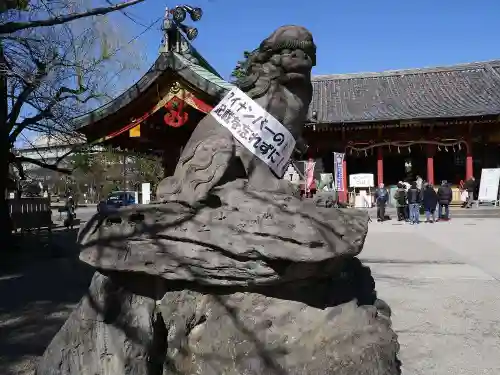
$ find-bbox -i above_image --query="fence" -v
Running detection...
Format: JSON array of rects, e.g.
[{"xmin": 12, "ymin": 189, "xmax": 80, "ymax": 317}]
[{"xmin": 8, "ymin": 197, "xmax": 53, "ymax": 232}]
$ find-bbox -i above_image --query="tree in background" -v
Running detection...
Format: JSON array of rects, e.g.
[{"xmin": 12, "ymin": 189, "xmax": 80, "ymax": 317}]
[
  {"xmin": 69, "ymin": 148, "xmax": 163, "ymax": 202},
  {"xmin": 128, "ymin": 154, "xmax": 163, "ymax": 196},
  {"xmin": 230, "ymin": 50, "xmax": 251, "ymax": 82},
  {"xmin": 1, "ymin": 0, "xmax": 147, "ymax": 241}
]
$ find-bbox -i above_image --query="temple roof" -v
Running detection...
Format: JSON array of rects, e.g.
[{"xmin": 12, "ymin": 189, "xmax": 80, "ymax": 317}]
[
  {"xmin": 72, "ymin": 51, "xmax": 233, "ymax": 130},
  {"xmin": 309, "ymin": 60, "xmax": 500, "ymax": 124}
]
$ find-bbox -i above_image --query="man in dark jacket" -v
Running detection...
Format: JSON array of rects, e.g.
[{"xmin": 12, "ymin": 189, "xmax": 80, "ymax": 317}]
[
  {"xmin": 463, "ymin": 176, "xmax": 476, "ymax": 208},
  {"xmin": 374, "ymin": 182, "xmax": 389, "ymax": 222},
  {"xmin": 407, "ymin": 182, "xmax": 421, "ymax": 224},
  {"xmin": 437, "ymin": 180, "xmax": 453, "ymax": 220},
  {"xmin": 393, "ymin": 183, "xmax": 407, "ymax": 221},
  {"xmin": 422, "ymin": 184, "xmax": 438, "ymax": 223}
]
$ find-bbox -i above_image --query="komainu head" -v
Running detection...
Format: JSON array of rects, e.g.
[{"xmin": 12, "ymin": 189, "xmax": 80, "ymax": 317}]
[{"xmin": 238, "ymin": 25, "xmax": 316, "ymax": 104}]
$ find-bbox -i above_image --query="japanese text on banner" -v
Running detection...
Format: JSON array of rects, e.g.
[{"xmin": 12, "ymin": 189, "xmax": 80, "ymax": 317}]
[
  {"xmin": 210, "ymin": 87, "xmax": 296, "ymax": 178},
  {"xmin": 333, "ymin": 152, "xmax": 345, "ymax": 192}
]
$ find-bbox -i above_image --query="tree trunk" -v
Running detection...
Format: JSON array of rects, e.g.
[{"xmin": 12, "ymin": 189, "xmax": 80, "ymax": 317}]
[
  {"xmin": 0, "ymin": 41, "xmax": 12, "ymax": 245},
  {"xmin": 0, "ymin": 154, "xmax": 11, "ymax": 246}
]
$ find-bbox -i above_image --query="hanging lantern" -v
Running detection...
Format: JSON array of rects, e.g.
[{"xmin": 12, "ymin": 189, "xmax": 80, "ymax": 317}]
[
  {"xmin": 408, "ymin": 146, "xmax": 411, "ymax": 153},
  {"xmin": 389, "ymin": 144, "xmax": 392, "ymax": 152},
  {"xmin": 350, "ymin": 148, "xmax": 353, "ymax": 155},
  {"xmin": 397, "ymin": 146, "xmax": 400, "ymax": 153},
  {"xmin": 458, "ymin": 143, "xmax": 462, "ymax": 150},
  {"xmin": 438, "ymin": 145, "xmax": 441, "ymax": 151},
  {"xmin": 364, "ymin": 150, "xmax": 368, "ymax": 157},
  {"xmin": 445, "ymin": 146, "xmax": 448, "ymax": 152}
]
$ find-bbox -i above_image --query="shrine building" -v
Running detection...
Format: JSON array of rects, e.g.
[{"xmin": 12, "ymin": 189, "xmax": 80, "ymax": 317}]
[
  {"xmin": 305, "ymin": 61, "xmax": 500, "ymax": 196},
  {"xmin": 74, "ymin": 11, "xmax": 500, "ymax": 201}
]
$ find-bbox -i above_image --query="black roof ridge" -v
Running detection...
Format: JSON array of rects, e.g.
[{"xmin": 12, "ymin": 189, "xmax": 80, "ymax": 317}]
[{"xmin": 312, "ymin": 59, "xmax": 500, "ymax": 81}]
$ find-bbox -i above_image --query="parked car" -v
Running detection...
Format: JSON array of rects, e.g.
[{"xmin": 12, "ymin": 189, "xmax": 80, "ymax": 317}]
[{"xmin": 97, "ymin": 191, "xmax": 136, "ymax": 213}]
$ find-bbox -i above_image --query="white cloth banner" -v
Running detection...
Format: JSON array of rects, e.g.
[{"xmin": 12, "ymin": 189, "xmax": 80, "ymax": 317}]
[{"xmin": 210, "ymin": 87, "xmax": 296, "ymax": 178}]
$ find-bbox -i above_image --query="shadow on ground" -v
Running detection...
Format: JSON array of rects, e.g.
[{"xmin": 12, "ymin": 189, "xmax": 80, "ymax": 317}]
[{"xmin": 0, "ymin": 228, "xmax": 93, "ymax": 375}]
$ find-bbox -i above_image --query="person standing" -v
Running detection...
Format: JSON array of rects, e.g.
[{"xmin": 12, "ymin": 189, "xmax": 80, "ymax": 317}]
[
  {"xmin": 422, "ymin": 184, "xmax": 438, "ymax": 223},
  {"xmin": 437, "ymin": 180, "xmax": 453, "ymax": 221},
  {"xmin": 459, "ymin": 179, "xmax": 467, "ymax": 208},
  {"xmin": 416, "ymin": 175, "xmax": 423, "ymax": 191},
  {"xmin": 407, "ymin": 182, "xmax": 421, "ymax": 224},
  {"xmin": 374, "ymin": 182, "xmax": 389, "ymax": 222},
  {"xmin": 464, "ymin": 176, "xmax": 476, "ymax": 208},
  {"xmin": 394, "ymin": 183, "xmax": 408, "ymax": 221}
]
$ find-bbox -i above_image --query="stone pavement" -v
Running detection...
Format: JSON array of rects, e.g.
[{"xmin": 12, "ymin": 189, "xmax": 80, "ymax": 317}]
[
  {"xmin": 361, "ymin": 218, "xmax": 500, "ymax": 375},
  {"xmin": 364, "ymin": 204, "xmax": 500, "ymax": 219},
  {"xmin": 1, "ymin": 217, "xmax": 500, "ymax": 374}
]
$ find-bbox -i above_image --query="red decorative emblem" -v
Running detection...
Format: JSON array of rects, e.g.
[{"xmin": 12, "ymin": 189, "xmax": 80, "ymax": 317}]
[{"xmin": 164, "ymin": 97, "xmax": 189, "ymax": 127}]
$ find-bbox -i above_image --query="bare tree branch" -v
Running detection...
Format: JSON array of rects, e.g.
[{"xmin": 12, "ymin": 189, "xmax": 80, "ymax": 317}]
[
  {"xmin": 0, "ymin": 0, "xmax": 147, "ymax": 34},
  {"xmin": 7, "ymin": 44, "xmax": 48, "ymax": 131}
]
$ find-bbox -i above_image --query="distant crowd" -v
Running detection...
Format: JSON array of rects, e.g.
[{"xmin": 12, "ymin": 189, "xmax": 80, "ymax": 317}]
[{"xmin": 374, "ymin": 176, "xmax": 477, "ymax": 224}]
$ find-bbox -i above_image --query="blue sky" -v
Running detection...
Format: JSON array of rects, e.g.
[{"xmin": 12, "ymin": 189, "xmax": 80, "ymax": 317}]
[
  {"xmin": 121, "ymin": 0, "xmax": 500, "ymax": 82},
  {"xmin": 18, "ymin": 0, "xmax": 500, "ymax": 147}
]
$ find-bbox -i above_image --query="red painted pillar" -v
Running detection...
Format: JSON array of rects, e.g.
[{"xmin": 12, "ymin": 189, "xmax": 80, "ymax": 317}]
[
  {"xmin": 426, "ymin": 144, "xmax": 435, "ymax": 185},
  {"xmin": 377, "ymin": 148, "xmax": 384, "ymax": 185},
  {"xmin": 339, "ymin": 159, "xmax": 348, "ymax": 203},
  {"xmin": 465, "ymin": 140, "xmax": 473, "ymax": 180},
  {"xmin": 466, "ymin": 154, "xmax": 473, "ymax": 180}
]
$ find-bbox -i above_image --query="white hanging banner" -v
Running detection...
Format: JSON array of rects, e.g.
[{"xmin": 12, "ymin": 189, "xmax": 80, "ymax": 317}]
[
  {"xmin": 210, "ymin": 87, "xmax": 296, "ymax": 178},
  {"xmin": 333, "ymin": 152, "xmax": 345, "ymax": 191}
]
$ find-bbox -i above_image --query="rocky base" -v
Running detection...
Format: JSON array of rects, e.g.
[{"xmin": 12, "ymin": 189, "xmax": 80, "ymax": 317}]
[
  {"xmin": 36, "ymin": 259, "xmax": 401, "ymax": 375},
  {"xmin": 78, "ymin": 179, "xmax": 369, "ymax": 287}
]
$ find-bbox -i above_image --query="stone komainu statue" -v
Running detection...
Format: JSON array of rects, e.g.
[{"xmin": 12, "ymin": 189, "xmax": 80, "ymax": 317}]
[
  {"xmin": 156, "ymin": 25, "xmax": 316, "ymax": 204},
  {"xmin": 37, "ymin": 26, "xmax": 401, "ymax": 375}
]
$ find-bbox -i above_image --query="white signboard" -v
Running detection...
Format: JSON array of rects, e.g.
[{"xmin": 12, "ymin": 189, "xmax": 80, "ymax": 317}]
[
  {"xmin": 210, "ymin": 87, "xmax": 295, "ymax": 178},
  {"xmin": 354, "ymin": 190, "xmax": 372, "ymax": 208},
  {"xmin": 141, "ymin": 183, "xmax": 151, "ymax": 205},
  {"xmin": 478, "ymin": 168, "xmax": 500, "ymax": 203},
  {"xmin": 349, "ymin": 173, "xmax": 375, "ymax": 188}
]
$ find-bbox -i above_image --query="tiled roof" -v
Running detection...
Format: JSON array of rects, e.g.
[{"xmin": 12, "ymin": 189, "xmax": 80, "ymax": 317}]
[
  {"xmin": 309, "ymin": 60, "xmax": 500, "ymax": 124},
  {"xmin": 73, "ymin": 52, "xmax": 234, "ymax": 130}
]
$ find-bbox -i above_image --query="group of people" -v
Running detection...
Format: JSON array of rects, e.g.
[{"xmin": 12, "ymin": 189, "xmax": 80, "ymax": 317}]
[{"xmin": 374, "ymin": 175, "xmax": 476, "ymax": 224}]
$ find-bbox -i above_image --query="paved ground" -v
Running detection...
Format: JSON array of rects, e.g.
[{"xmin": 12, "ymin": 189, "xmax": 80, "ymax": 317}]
[
  {"xmin": 51, "ymin": 205, "xmax": 96, "ymax": 225},
  {"xmin": 1, "ymin": 215, "xmax": 500, "ymax": 374},
  {"xmin": 361, "ymin": 218, "xmax": 500, "ymax": 375},
  {"xmin": 365, "ymin": 204, "xmax": 500, "ymax": 218}
]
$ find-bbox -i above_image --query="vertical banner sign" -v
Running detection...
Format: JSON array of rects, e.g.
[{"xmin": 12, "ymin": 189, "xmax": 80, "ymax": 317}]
[
  {"xmin": 210, "ymin": 87, "xmax": 296, "ymax": 178},
  {"xmin": 305, "ymin": 159, "xmax": 316, "ymax": 194},
  {"xmin": 333, "ymin": 152, "xmax": 345, "ymax": 192}
]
